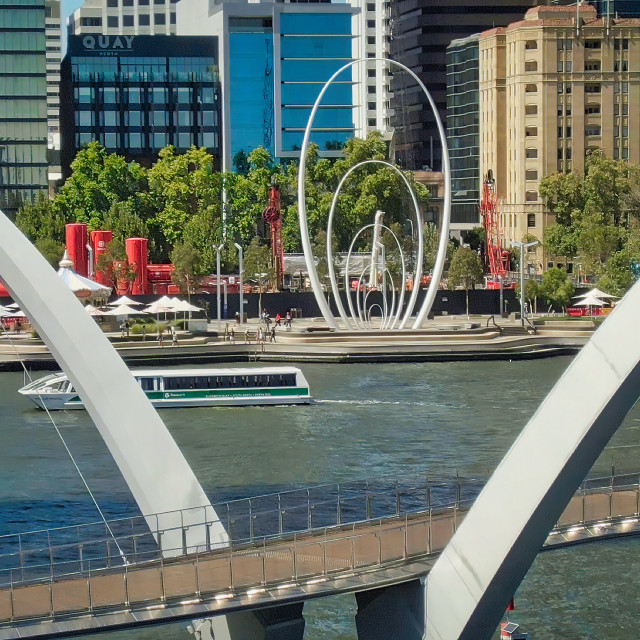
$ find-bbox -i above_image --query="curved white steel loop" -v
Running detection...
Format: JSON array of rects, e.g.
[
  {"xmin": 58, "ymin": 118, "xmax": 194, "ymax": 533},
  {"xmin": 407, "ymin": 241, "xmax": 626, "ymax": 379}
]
[
  {"xmin": 298, "ymin": 57, "xmax": 450, "ymax": 331},
  {"xmin": 344, "ymin": 223, "xmax": 405, "ymax": 330},
  {"xmin": 367, "ymin": 304, "xmax": 384, "ymax": 328},
  {"xmin": 326, "ymin": 159, "xmax": 423, "ymax": 330}
]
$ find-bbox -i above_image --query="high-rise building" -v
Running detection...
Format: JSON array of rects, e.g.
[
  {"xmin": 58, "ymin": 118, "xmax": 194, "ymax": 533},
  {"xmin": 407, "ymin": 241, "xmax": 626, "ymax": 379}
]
[
  {"xmin": 0, "ymin": 0, "xmax": 48, "ymax": 217},
  {"xmin": 479, "ymin": 4, "xmax": 640, "ymax": 271},
  {"xmin": 69, "ymin": 0, "xmax": 176, "ymax": 36},
  {"xmin": 446, "ymin": 33, "xmax": 480, "ymax": 232},
  {"xmin": 46, "ymin": 0, "xmax": 62, "ymax": 191},
  {"xmin": 389, "ymin": 0, "xmax": 572, "ymax": 174},
  {"xmin": 177, "ymin": 0, "xmax": 365, "ymax": 170},
  {"xmin": 60, "ymin": 35, "xmax": 221, "ymax": 175},
  {"xmin": 596, "ymin": 0, "xmax": 640, "ymax": 17}
]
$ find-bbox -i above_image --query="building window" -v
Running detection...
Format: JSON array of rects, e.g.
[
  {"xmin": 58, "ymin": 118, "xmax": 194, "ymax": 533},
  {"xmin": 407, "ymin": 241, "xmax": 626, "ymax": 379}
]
[
  {"xmin": 585, "ymin": 126, "xmax": 601, "ymax": 137},
  {"xmin": 614, "ymin": 126, "xmax": 620, "ymax": 137},
  {"xmin": 107, "ymin": 15, "xmax": 118, "ymax": 27},
  {"xmin": 623, "ymin": 103, "xmax": 629, "ymax": 115},
  {"xmin": 367, "ymin": 86, "xmax": 376, "ymax": 94},
  {"xmin": 585, "ymin": 103, "xmax": 600, "ymax": 114},
  {"xmin": 557, "ymin": 39, "xmax": 564, "ymax": 50},
  {"xmin": 170, "ymin": 12, "xmax": 175, "ymax": 23},
  {"xmin": 107, "ymin": 0, "xmax": 117, "ymax": 6},
  {"xmin": 368, "ymin": 118, "xmax": 376, "ymax": 127},
  {"xmin": 614, "ymin": 147, "xmax": 620, "ymax": 159},
  {"xmin": 557, "ymin": 83, "xmax": 563, "ymax": 94},
  {"xmin": 623, "ymin": 147, "xmax": 629, "ymax": 159},
  {"xmin": 526, "ymin": 147, "xmax": 538, "ymax": 159},
  {"xmin": 155, "ymin": 12, "xmax": 165, "ymax": 24},
  {"xmin": 526, "ymin": 169, "xmax": 538, "ymax": 181},
  {"xmin": 525, "ymin": 40, "xmax": 537, "ymax": 50},
  {"xmin": 525, "ymin": 84, "xmax": 537, "ymax": 93},
  {"xmin": 527, "ymin": 214, "xmax": 536, "ymax": 228},
  {"xmin": 566, "ymin": 61, "xmax": 572, "ymax": 72},
  {"xmin": 566, "ymin": 126, "xmax": 572, "ymax": 137},
  {"xmin": 123, "ymin": 15, "xmax": 134, "ymax": 26},
  {"xmin": 585, "ymin": 84, "xmax": 601, "ymax": 94},
  {"xmin": 367, "ymin": 69, "xmax": 376, "ymax": 78},
  {"xmin": 367, "ymin": 101, "xmax": 375, "ymax": 110},
  {"xmin": 566, "ymin": 147, "xmax": 572, "ymax": 160},
  {"xmin": 367, "ymin": 19, "xmax": 375, "ymax": 28},
  {"xmin": 615, "ymin": 38, "xmax": 629, "ymax": 50},
  {"xmin": 123, "ymin": 0, "xmax": 133, "ymax": 5},
  {"xmin": 623, "ymin": 126, "xmax": 629, "ymax": 138},
  {"xmin": 525, "ymin": 127, "xmax": 537, "ymax": 137},
  {"xmin": 614, "ymin": 103, "xmax": 620, "ymax": 115},
  {"xmin": 525, "ymin": 104, "xmax": 537, "ymax": 116},
  {"xmin": 584, "ymin": 39, "xmax": 601, "ymax": 49},
  {"xmin": 566, "ymin": 103, "xmax": 572, "ymax": 116},
  {"xmin": 367, "ymin": 2, "xmax": 374, "ymax": 9},
  {"xmin": 525, "ymin": 191, "xmax": 538, "ymax": 202},
  {"xmin": 565, "ymin": 83, "xmax": 571, "ymax": 95},
  {"xmin": 558, "ymin": 126, "xmax": 563, "ymax": 138},
  {"xmin": 367, "ymin": 36, "xmax": 375, "ymax": 45},
  {"xmin": 623, "ymin": 82, "xmax": 629, "ymax": 94},
  {"xmin": 558, "ymin": 148, "xmax": 563, "ymax": 160},
  {"xmin": 584, "ymin": 61, "xmax": 600, "ymax": 71},
  {"xmin": 525, "ymin": 61, "xmax": 537, "ymax": 72},
  {"xmin": 139, "ymin": 13, "xmax": 149, "ymax": 24}
]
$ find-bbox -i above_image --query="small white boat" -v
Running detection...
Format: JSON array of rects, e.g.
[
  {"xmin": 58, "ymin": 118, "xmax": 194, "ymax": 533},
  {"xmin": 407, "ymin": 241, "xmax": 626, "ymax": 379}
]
[{"xmin": 19, "ymin": 366, "xmax": 312, "ymax": 410}]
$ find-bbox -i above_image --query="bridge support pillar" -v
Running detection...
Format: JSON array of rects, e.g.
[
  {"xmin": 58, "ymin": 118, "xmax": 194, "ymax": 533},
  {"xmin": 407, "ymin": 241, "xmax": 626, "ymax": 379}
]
[
  {"xmin": 192, "ymin": 605, "xmax": 305, "ymax": 640},
  {"xmin": 355, "ymin": 578, "xmax": 425, "ymax": 640}
]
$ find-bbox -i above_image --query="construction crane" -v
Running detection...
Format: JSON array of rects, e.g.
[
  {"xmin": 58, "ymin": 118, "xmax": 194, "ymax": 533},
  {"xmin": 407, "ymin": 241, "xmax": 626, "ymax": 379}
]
[
  {"xmin": 480, "ymin": 170, "xmax": 512, "ymax": 289},
  {"xmin": 262, "ymin": 180, "xmax": 284, "ymax": 290}
]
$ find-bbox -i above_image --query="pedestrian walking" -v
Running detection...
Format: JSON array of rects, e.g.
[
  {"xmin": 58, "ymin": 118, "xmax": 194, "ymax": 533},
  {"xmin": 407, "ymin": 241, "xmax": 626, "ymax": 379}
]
[
  {"xmin": 230, "ymin": 327, "xmax": 235, "ymax": 343},
  {"xmin": 141, "ymin": 325, "xmax": 146, "ymax": 341},
  {"xmin": 285, "ymin": 311, "xmax": 292, "ymax": 327},
  {"xmin": 172, "ymin": 329, "xmax": 178, "ymax": 346},
  {"xmin": 158, "ymin": 331, "xmax": 163, "ymax": 347},
  {"xmin": 271, "ymin": 327, "xmax": 276, "ymax": 343}
]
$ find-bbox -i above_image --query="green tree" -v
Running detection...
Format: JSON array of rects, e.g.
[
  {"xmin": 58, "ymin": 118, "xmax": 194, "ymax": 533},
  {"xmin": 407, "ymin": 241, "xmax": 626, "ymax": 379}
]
[
  {"xmin": 170, "ymin": 243, "xmax": 203, "ymax": 300},
  {"xmin": 537, "ymin": 267, "xmax": 575, "ymax": 311},
  {"xmin": 243, "ymin": 236, "xmax": 275, "ymax": 311},
  {"xmin": 15, "ymin": 191, "xmax": 65, "ymax": 244},
  {"xmin": 54, "ymin": 141, "xmax": 148, "ymax": 229},
  {"xmin": 147, "ymin": 146, "xmax": 222, "ymax": 259},
  {"xmin": 461, "ymin": 226, "xmax": 485, "ymax": 253},
  {"xmin": 35, "ymin": 238, "xmax": 65, "ymax": 269},
  {"xmin": 447, "ymin": 247, "xmax": 485, "ymax": 317}
]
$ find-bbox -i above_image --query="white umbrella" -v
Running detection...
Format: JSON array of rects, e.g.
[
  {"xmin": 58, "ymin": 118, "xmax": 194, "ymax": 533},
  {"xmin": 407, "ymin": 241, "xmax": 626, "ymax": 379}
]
[
  {"xmin": 84, "ymin": 304, "xmax": 105, "ymax": 317},
  {"xmin": 172, "ymin": 299, "xmax": 203, "ymax": 313},
  {"xmin": 144, "ymin": 301, "xmax": 175, "ymax": 314},
  {"xmin": 104, "ymin": 304, "xmax": 149, "ymax": 317},
  {"xmin": 573, "ymin": 294, "xmax": 606, "ymax": 307},
  {"xmin": 5, "ymin": 303, "xmax": 20, "ymax": 309},
  {"xmin": 573, "ymin": 287, "xmax": 618, "ymax": 300},
  {"xmin": 108, "ymin": 295, "xmax": 143, "ymax": 306}
]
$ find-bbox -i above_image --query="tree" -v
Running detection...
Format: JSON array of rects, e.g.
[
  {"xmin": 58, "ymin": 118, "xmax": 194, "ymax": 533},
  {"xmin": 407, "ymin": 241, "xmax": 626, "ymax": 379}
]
[
  {"xmin": 95, "ymin": 238, "xmax": 136, "ymax": 290},
  {"xmin": 537, "ymin": 267, "xmax": 575, "ymax": 311},
  {"xmin": 447, "ymin": 247, "xmax": 485, "ymax": 317},
  {"xmin": 170, "ymin": 244, "xmax": 203, "ymax": 300},
  {"xmin": 15, "ymin": 191, "xmax": 65, "ymax": 244},
  {"xmin": 461, "ymin": 226, "xmax": 485, "ymax": 253},
  {"xmin": 35, "ymin": 238, "xmax": 65, "ymax": 269},
  {"xmin": 243, "ymin": 236, "xmax": 275, "ymax": 311}
]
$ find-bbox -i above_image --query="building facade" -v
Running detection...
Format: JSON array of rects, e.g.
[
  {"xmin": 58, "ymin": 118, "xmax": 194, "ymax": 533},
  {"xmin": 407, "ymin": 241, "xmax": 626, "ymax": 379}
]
[
  {"xmin": 446, "ymin": 33, "xmax": 480, "ymax": 232},
  {"xmin": 0, "ymin": 0, "xmax": 48, "ymax": 216},
  {"xmin": 60, "ymin": 35, "xmax": 221, "ymax": 175},
  {"xmin": 388, "ymin": 0, "xmax": 573, "ymax": 175},
  {"xmin": 479, "ymin": 4, "xmax": 640, "ymax": 271},
  {"xmin": 46, "ymin": 0, "xmax": 61, "ymax": 191},
  {"xmin": 178, "ymin": 0, "xmax": 367, "ymax": 170},
  {"xmin": 69, "ymin": 0, "xmax": 176, "ymax": 36}
]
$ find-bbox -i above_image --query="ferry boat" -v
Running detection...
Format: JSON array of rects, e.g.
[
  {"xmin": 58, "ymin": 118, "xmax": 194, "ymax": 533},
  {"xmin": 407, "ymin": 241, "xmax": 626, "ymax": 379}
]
[{"xmin": 19, "ymin": 367, "xmax": 312, "ymax": 410}]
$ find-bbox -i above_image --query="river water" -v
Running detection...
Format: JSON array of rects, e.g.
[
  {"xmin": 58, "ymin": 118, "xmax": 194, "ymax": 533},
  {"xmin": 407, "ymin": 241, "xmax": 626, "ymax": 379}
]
[{"xmin": 2, "ymin": 357, "xmax": 640, "ymax": 638}]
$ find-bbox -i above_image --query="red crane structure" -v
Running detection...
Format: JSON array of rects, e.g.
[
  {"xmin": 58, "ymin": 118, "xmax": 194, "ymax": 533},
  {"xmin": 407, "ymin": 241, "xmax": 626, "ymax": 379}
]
[
  {"xmin": 262, "ymin": 181, "xmax": 284, "ymax": 290},
  {"xmin": 480, "ymin": 171, "xmax": 512, "ymax": 289}
]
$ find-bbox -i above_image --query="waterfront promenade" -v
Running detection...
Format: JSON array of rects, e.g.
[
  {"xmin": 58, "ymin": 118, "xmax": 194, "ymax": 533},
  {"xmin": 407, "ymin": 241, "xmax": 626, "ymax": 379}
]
[{"xmin": 0, "ymin": 315, "xmax": 595, "ymax": 370}]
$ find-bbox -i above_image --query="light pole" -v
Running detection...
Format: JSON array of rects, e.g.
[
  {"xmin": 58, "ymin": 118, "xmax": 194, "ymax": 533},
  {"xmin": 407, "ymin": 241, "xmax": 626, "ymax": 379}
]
[
  {"xmin": 234, "ymin": 242, "xmax": 243, "ymax": 324},
  {"xmin": 510, "ymin": 240, "xmax": 538, "ymax": 326},
  {"xmin": 214, "ymin": 243, "xmax": 224, "ymax": 331}
]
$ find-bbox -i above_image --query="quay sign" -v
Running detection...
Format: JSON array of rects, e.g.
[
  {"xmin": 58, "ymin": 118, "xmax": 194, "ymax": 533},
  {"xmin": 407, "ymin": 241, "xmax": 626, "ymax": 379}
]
[{"xmin": 82, "ymin": 35, "xmax": 135, "ymax": 50}]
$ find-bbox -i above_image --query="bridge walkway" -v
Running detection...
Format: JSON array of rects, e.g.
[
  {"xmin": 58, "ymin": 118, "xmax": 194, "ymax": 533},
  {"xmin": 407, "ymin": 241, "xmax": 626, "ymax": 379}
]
[{"xmin": 0, "ymin": 472, "xmax": 639, "ymax": 638}]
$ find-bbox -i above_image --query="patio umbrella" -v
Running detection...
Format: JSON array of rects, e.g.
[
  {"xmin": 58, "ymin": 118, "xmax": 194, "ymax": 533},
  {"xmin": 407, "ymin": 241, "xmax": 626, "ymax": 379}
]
[
  {"xmin": 108, "ymin": 295, "xmax": 143, "ymax": 306},
  {"xmin": 84, "ymin": 304, "xmax": 105, "ymax": 317},
  {"xmin": 104, "ymin": 304, "xmax": 149, "ymax": 318},
  {"xmin": 57, "ymin": 251, "xmax": 112, "ymax": 300},
  {"xmin": 573, "ymin": 293, "xmax": 606, "ymax": 307},
  {"xmin": 573, "ymin": 288, "xmax": 618, "ymax": 300}
]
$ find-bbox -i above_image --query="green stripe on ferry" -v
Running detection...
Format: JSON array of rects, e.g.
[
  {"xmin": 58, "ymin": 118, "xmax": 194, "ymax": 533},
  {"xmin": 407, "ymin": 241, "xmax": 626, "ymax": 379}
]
[{"xmin": 147, "ymin": 387, "xmax": 309, "ymax": 400}]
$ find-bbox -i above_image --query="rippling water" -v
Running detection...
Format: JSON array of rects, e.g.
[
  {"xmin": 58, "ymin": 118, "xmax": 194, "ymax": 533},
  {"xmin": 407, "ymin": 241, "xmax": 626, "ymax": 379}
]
[{"xmin": 2, "ymin": 358, "xmax": 640, "ymax": 638}]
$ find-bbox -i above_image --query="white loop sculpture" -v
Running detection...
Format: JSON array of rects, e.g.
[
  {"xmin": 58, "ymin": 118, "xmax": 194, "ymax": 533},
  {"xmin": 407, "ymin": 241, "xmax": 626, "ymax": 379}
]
[
  {"xmin": 326, "ymin": 159, "xmax": 422, "ymax": 330},
  {"xmin": 298, "ymin": 57, "xmax": 451, "ymax": 331}
]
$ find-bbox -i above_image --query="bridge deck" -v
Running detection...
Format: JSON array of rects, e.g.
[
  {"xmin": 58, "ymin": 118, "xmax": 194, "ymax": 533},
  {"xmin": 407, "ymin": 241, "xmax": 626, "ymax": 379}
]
[{"xmin": 1, "ymin": 481, "xmax": 640, "ymax": 638}]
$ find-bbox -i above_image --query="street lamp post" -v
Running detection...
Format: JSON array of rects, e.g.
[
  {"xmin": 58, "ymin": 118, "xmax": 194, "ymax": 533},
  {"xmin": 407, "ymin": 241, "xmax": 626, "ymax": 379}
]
[
  {"xmin": 234, "ymin": 242, "xmax": 243, "ymax": 324},
  {"xmin": 214, "ymin": 243, "xmax": 224, "ymax": 331},
  {"xmin": 510, "ymin": 240, "xmax": 539, "ymax": 326}
]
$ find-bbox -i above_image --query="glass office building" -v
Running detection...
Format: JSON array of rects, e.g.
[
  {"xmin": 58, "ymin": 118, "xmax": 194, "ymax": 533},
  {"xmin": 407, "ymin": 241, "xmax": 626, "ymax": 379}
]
[
  {"xmin": 279, "ymin": 12, "xmax": 354, "ymax": 154},
  {"xmin": 446, "ymin": 34, "xmax": 480, "ymax": 226},
  {"xmin": 229, "ymin": 17, "xmax": 275, "ymax": 162},
  {"xmin": 60, "ymin": 35, "xmax": 221, "ymax": 174},
  {"xmin": 596, "ymin": 0, "xmax": 640, "ymax": 15},
  {"xmin": 0, "ymin": 0, "xmax": 48, "ymax": 217},
  {"xmin": 227, "ymin": 11, "xmax": 355, "ymax": 165}
]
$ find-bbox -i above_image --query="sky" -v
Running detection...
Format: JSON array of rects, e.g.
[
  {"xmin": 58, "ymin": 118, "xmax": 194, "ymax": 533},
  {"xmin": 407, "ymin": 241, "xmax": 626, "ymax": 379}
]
[{"xmin": 60, "ymin": 0, "xmax": 86, "ymax": 55}]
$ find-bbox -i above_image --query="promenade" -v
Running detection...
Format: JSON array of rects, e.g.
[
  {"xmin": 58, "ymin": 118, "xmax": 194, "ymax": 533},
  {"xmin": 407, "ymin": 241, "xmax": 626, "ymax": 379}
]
[{"xmin": 0, "ymin": 315, "xmax": 595, "ymax": 371}]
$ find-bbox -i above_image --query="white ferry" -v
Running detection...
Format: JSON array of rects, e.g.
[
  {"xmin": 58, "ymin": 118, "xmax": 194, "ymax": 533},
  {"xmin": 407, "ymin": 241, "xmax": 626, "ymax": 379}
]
[{"xmin": 19, "ymin": 367, "xmax": 312, "ymax": 410}]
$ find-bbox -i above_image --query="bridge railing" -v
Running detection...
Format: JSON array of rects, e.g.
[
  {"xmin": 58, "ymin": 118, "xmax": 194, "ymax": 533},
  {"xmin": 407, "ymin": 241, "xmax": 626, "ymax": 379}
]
[
  {"xmin": 0, "ymin": 474, "xmax": 483, "ymax": 589},
  {"xmin": 0, "ymin": 502, "xmax": 480, "ymax": 625}
]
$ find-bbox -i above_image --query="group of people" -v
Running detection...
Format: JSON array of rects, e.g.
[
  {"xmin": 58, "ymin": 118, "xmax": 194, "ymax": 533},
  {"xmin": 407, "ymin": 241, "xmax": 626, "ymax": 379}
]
[{"xmin": 273, "ymin": 311, "xmax": 292, "ymax": 328}]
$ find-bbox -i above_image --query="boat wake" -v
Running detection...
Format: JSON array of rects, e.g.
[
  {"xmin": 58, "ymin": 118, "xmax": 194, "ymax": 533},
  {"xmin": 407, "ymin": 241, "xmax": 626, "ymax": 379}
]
[{"xmin": 315, "ymin": 399, "xmax": 426, "ymax": 406}]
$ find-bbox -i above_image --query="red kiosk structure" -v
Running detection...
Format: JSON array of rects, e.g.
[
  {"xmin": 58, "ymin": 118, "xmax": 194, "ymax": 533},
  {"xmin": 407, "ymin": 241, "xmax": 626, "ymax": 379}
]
[{"xmin": 481, "ymin": 171, "xmax": 512, "ymax": 289}]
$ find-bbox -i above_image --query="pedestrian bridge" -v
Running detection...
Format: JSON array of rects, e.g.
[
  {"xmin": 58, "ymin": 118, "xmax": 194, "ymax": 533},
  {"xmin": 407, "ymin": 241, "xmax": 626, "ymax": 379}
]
[{"xmin": 0, "ymin": 470, "xmax": 639, "ymax": 639}]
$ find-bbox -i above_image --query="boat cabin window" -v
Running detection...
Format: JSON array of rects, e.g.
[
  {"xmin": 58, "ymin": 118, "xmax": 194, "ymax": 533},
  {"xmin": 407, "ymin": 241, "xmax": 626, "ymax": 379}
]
[
  {"xmin": 48, "ymin": 380, "xmax": 69, "ymax": 392},
  {"xmin": 139, "ymin": 377, "xmax": 155, "ymax": 392},
  {"xmin": 161, "ymin": 372, "xmax": 297, "ymax": 390}
]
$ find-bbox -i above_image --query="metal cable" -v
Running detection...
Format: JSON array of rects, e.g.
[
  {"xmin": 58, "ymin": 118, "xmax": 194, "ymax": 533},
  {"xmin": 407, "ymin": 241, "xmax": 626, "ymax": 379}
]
[{"xmin": 1, "ymin": 317, "xmax": 127, "ymax": 562}]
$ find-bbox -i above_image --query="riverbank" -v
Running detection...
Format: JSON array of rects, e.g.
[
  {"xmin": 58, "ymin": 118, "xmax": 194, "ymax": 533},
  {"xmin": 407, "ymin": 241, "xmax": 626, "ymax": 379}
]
[{"xmin": 0, "ymin": 315, "xmax": 595, "ymax": 371}]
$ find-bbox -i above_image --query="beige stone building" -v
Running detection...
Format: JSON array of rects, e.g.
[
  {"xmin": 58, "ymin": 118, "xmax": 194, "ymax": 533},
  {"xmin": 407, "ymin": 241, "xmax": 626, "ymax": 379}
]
[{"xmin": 479, "ymin": 3, "xmax": 640, "ymax": 272}]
